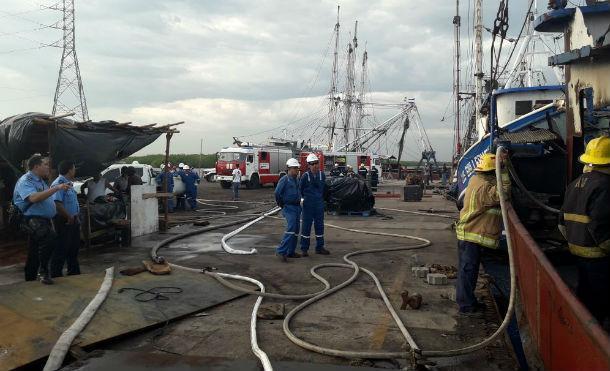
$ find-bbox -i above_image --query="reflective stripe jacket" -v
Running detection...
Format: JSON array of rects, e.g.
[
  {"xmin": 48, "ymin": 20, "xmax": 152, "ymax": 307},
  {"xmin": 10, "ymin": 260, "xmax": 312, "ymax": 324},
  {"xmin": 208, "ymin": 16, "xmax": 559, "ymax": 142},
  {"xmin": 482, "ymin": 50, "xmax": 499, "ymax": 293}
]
[
  {"xmin": 560, "ymin": 168, "xmax": 610, "ymax": 258},
  {"xmin": 456, "ymin": 171, "xmax": 510, "ymax": 249}
]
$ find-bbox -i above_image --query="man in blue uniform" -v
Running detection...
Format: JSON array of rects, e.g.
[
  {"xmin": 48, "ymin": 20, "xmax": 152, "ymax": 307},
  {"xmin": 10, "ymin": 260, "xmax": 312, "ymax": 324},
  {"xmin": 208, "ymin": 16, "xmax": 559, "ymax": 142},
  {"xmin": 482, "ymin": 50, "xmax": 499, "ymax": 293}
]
[
  {"xmin": 275, "ymin": 158, "xmax": 302, "ymax": 262},
  {"xmin": 180, "ymin": 165, "xmax": 200, "ymax": 211},
  {"xmin": 13, "ymin": 155, "xmax": 70, "ymax": 284},
  {"xmin": 50, "ymin": 160, "xmax": 81, "ymax": 277},
  {"xmin": 300, "ymin": 153, "xmax": 330, "ymax": 256},
  {"xmin": 156, "ymin": 164, "xmax": 174, "ymax": 213}
]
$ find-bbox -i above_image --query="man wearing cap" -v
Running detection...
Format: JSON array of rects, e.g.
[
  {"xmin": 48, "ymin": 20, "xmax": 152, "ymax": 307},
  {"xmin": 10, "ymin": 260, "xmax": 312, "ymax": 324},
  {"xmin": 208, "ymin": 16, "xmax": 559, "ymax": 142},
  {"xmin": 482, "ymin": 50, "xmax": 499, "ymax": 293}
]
[
  {"xmin": 180, "ymin": 165, "xmax": 200, "ymax": 211},
  {"xmin": 13, "ymin": 155, "xmax": 71, "ymax": 284},
  {"xmin": 358, "ymin": 163, "xmax": 368, "ymax": 180},
  {"xmin": 299, "ymin": 153, "xmax": 330, "ymax": 256},
  {"xmin": 455, "ymin": 152, "xmax": 510, "ymax": 317},
  {"xmin": 559, "ymin": 136, "xmax": 610, "ymax": 324},
  {"xmin": 275, "ymin": 158, "xmax": 302, "ymax": 262}
]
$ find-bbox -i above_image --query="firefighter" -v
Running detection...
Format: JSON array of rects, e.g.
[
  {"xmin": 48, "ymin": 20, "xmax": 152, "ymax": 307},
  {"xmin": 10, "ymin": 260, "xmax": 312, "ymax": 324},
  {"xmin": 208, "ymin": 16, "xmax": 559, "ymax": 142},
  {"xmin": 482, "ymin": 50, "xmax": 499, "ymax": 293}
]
[
  {"xmin": 455, "ymin": 152, "xmax": 510, "ymax": 316},
  {"xmin": 370, "ymin": 165, "xmax": 379, "ymax": 191},
  {"xmin": 346, "ymin": 165, "xmax": 357, "ymax": 178},
  {"xmin": 275, "ymin": 158, "xmax": 302, "ymax": 262},
  {"xmin": 559, "ymin": 136, "xmax": 610, "ymax": 324},
  {"xmin": 300, "ymin": 153, "xmax": 330, "ymax": 256},
  {"xmin": 358, "ymin": 163, "xmax": 368, "ymax": 179},
  {"xmin": 180, "ymin": 165, "xmax": 200, "ymax": 211},
  {"xmin": 330, "ymin": 163, "xmax": 342, "ymax": 177}
]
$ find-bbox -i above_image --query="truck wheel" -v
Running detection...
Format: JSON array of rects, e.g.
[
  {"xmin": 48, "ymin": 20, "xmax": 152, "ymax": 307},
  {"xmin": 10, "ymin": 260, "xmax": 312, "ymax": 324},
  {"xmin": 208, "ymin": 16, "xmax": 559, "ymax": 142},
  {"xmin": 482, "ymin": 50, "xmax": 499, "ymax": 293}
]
[
  {"xmin": 220, "ymin": 180, "xmax": 231, "ymax": 189},
  {"xmin": 247, "ymin": 174, "xmax": 260, "ymax": 189}
]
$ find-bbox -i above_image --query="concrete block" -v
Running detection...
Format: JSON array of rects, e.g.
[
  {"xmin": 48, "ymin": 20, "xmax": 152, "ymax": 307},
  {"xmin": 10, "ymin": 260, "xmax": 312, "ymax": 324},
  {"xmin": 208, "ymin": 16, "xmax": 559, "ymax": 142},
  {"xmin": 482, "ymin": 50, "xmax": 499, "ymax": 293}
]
[
  {"xmin": 257, "ymin": 303, "xmax": 285, "ymax": 320},
  {"xmin": 130, "ymin": 184, "xmax": 159, "ymax": 237},
  {"xmin": 427, "ymin": 273, "xmax": 448, "ymax": 285},
  {"xmin": 412, "ymin": 266, "xmax": 429, "ymax": 278}
]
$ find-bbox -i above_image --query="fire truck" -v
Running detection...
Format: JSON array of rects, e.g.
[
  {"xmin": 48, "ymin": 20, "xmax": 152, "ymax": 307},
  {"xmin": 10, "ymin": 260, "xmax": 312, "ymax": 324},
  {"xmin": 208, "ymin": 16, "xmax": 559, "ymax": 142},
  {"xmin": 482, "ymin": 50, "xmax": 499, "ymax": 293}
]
[{"xmin": 215, "ymin": 144, "xmax": 294, "ymax": 189}]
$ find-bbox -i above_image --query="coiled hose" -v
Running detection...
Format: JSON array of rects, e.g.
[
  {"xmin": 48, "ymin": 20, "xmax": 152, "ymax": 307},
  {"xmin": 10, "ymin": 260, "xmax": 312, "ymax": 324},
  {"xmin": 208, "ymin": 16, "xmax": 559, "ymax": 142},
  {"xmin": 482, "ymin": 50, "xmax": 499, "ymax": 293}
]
[{"xmin": 152, "ymin": 168, "xmax": 518, "ymax": 366}]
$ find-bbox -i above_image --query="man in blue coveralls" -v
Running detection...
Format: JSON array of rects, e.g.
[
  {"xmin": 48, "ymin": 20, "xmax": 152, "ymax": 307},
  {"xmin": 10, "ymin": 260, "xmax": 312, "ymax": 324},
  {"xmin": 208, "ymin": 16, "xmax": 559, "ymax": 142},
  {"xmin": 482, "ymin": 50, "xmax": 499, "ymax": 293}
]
[
  {"xmin": 275, "ymin": 158, "xmax": 302, "ymax": 262},
  {"xmin": 156, "ymin": 164, "xmax": 174, "ymax": 213},
  {"xmin": 180, "ymin": 165, "xmax": 200, "ymax": 211},
  {"xmin": 50, "ymin": 160, "xmax": 81, "ymax": 277},
  {"xmin": 300, "ymin": 153, "xmax": 330, "ymax": 256},
  {"xmin": 13, "ymin": 155, "xmax": 71, "ymax": 284}
]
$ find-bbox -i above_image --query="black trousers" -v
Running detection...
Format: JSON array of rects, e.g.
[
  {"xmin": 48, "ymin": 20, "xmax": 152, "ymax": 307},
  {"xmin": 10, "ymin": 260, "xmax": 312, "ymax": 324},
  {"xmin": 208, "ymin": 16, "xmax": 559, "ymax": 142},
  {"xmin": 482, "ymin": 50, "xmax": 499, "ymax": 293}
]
[
  {"xmin": 50, "ymin": 219, "xmax": 81, "ymax": 277},
  {"xmin": 576, "ymin": 257, "xmax": 610, "ymax": 324},
  {"xmin": 24, "ymin": 218, "xmax": 57, "ymax": 281}
]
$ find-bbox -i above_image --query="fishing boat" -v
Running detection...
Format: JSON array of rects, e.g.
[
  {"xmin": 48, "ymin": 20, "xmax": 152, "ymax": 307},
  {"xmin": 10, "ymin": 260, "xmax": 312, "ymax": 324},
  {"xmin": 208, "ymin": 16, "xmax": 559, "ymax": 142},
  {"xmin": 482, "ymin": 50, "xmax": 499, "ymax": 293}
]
[{"xmin": 454, "ymin": 1, "xmax": 610, "ymax": 369}]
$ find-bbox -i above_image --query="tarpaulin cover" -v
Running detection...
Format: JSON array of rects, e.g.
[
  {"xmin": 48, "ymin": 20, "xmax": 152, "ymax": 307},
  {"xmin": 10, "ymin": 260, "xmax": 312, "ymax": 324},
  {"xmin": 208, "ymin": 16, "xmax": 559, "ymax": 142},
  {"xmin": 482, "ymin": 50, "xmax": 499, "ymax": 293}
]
[
  {"xmin": 84, "ymin": 200, "xmax": 126, "ymax": 230},
  {"xmin": 325, "ymin": 176, "xmax": 375, "ymax": 212},
  {"xmin": 0, "ymin": 112, "xmax": 161, "ymax": 178}
]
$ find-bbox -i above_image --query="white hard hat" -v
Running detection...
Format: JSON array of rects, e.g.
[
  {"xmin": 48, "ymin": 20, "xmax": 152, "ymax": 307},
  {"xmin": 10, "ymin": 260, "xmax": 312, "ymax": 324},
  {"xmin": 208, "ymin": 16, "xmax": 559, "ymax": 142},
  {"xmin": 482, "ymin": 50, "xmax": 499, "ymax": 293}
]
[
  {"xmin": 178, "ymin": 162, "xmax": 185, "ymax": 168},
  {"xmin": 183, "ymin": 165, "xmax": 190, "ymax": 170},
  {"xmin": 334, "ymin": 163, "xmax": 338, "ymax": 166},
  {"xmin": 306, "ymin": 153, "xmax": 319, "ymax": 163},
  {"xmin": 286, "ymin": 158, "xmax": 300, "ymax": 168},
  {"xmin": 160, "ymin": 164, "xmax": 165, "ymax": 169}
]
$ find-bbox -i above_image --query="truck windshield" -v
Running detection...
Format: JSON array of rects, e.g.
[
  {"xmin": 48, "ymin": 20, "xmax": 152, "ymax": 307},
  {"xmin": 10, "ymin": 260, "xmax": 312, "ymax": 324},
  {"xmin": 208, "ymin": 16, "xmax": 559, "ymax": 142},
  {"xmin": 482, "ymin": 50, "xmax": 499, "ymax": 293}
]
[{"xmin": 218, "ymin": 152, "xmax": 245, "ymax": 161}]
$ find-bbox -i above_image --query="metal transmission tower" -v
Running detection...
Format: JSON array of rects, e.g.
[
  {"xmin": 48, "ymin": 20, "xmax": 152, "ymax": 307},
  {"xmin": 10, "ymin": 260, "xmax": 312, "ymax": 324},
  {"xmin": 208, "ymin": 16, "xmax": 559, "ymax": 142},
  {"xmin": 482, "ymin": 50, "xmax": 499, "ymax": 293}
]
[{"xmin": 50, "ymin": 0, "xmax": 89, "ymax": 121}]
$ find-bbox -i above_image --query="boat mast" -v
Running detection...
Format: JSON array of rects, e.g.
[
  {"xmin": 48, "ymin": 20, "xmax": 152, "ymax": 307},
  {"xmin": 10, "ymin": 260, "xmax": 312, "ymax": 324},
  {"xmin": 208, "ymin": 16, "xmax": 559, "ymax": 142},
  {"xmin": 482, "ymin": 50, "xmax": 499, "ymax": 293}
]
[
  {"xmin": 453, "ymin": 0, "xmax": 462, "ymax": 160},
  {"xmin": 343, "ymin": 21, "xmax": 358, "ymax": 149},
  {"xmin": 356, "ymin": 46, "xmax": 368, "ymax": 152},
  {"xmin": 328, "ymin": 6, "xmax": 340, "ymax": 150},
  {"xmin": 474, "ymin": 0, "xmax": 483, "ymax": 134}
]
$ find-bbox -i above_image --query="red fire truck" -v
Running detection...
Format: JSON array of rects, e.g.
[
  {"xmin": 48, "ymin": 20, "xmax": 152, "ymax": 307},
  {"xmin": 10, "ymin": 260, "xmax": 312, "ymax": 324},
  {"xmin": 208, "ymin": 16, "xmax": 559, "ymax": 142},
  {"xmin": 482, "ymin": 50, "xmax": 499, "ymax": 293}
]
[{"xmin": 215, "ymin": 144, "xmax": 294, "ymax": 189}]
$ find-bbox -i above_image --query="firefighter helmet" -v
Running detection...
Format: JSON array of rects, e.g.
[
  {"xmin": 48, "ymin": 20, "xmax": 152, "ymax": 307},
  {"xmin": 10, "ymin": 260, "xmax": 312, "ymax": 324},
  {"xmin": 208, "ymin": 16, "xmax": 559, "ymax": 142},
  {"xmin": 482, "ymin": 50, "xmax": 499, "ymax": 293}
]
[
  {"xmin": 306, "ymin": 153, "xmax": 319, "ymax": 163},
  {"xmin": 475, "ymin": 153, "xmax": 496, "ymax": 172},
  {"xmin": 579, "ymin": 136, "xmax": 610, "ymax": 166},
  {"xmin": 286, "ymin": 158, "xmax": 300, "ymax": 168}
]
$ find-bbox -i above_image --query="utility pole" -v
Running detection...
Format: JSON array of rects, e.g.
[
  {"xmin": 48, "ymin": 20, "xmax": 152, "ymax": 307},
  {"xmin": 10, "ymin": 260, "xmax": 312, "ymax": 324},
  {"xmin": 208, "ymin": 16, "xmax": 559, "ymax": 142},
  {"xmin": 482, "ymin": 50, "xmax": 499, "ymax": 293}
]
[
  {"xmin": 50, "ymin": 0, "xmax": 89, "ymax": 121},
  {"xmin": 453, "ymin": 0, "xmax": 462, "ymax": 159},
  {"xmin": 474, "ymin": 0, "xmax": 483, "ymax": 135},
  {"xmin": 328, "ymin": 6, "xmax": 340, "ymax": 150},
  {"xmin": 199, "ymin": 138, "xmax": 203, "ymax": 168}
]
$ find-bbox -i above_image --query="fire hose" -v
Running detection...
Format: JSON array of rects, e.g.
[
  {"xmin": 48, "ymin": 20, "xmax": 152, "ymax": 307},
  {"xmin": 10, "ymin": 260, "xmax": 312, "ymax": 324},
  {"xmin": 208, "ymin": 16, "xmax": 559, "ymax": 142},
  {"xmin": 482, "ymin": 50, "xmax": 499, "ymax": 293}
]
[{"xmin": 151, "ymin": 158, "xmax": 518, "ymax": 368}]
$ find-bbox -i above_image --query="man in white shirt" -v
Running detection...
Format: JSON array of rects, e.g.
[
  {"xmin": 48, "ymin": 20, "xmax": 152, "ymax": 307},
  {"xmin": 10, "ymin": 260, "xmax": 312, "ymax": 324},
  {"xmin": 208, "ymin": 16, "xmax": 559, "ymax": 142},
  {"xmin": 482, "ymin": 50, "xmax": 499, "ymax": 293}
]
[{"xmin": 231, "ymin": 168, "xmax": 242, "ymax": 201}]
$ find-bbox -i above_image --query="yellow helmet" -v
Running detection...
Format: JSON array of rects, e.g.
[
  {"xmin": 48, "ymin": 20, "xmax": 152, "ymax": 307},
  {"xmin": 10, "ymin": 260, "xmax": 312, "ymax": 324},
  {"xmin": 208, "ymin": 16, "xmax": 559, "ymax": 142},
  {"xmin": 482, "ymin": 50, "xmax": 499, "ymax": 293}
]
[
  {"xmin": 475, "ymin": 153, "xmax": 496, "ymax": 172},
  {"xmin": 579, "ymin": 136, "xmax": 610, "ymax": 166}
]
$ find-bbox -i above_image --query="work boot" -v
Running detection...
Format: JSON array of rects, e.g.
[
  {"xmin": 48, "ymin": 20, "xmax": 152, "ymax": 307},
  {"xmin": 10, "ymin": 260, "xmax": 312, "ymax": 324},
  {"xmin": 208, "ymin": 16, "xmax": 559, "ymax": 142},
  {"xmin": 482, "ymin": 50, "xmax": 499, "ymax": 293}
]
[
  {"xmin": 287, "ymin": 252, "xmax": 302, "ymax": 258},
  {"xmin": 276, "ymin": 254, "xmax": 288, "ymax": 263},
  {"xmin": 40, "ymin": 274, "xmax": 54, "ymax": 285},
  {"xmin": 315, "ymin": 248, "xmax": 330, "ymax": 255},
  {"xmin": 301, "ymin": 251, "xmax": 309, "ymax": 257},
  {"xmin": 458, "ymin": 308, "xmax": 484, "ymax": 319}
]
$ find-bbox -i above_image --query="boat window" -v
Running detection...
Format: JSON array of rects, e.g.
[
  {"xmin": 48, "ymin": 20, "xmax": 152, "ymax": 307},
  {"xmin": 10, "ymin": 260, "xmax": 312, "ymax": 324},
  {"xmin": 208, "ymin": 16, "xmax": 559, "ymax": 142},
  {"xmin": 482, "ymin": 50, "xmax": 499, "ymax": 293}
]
[
  {"xmin": 515, "ymin": 100, "xmax": 533, "ymax": 116},
  {"xmin": 535, "ymin": 100, "xmax": 553, "ymax": 107}
]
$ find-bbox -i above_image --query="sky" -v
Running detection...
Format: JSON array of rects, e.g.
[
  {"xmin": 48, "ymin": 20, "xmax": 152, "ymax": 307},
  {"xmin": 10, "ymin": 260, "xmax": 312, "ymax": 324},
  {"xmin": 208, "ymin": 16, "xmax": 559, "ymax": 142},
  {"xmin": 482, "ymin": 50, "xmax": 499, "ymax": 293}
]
[{"xmin": 0, "ymin": 0, "xmax": 560, "ymax": 161}]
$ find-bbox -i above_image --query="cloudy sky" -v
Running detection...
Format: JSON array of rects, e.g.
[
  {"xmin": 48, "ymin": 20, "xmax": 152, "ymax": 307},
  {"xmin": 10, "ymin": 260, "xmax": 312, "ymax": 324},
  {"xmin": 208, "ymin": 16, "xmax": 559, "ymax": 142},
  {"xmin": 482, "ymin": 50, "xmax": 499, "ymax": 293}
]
[{"xmin": 0, "ymin": 0, "xmax": 557, "ymax": 161}]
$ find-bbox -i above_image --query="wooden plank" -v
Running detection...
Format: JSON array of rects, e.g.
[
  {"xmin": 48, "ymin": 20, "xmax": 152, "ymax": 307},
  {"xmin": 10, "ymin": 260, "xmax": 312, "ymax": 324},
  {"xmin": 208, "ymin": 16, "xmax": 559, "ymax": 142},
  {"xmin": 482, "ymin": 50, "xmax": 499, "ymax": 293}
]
[{"xmin": 0, "ymin": 269, "xmax": 243, "ymax": 370}]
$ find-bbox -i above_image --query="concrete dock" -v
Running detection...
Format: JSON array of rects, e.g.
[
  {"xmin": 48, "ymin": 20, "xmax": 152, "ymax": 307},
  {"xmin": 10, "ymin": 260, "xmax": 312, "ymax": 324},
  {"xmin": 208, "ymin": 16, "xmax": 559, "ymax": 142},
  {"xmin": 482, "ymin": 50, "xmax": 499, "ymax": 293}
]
[{"xmin": 0, "ymin": 181, "xmax": 517, "ymax": 370}]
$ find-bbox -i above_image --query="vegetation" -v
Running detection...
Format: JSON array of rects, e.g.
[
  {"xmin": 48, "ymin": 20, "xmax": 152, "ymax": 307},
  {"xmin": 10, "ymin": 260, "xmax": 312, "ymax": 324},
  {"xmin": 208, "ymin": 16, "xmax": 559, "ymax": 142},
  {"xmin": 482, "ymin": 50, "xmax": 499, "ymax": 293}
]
[{"xmin": 125, "ymin": 154, "xmax": 218, "ymax": 168}]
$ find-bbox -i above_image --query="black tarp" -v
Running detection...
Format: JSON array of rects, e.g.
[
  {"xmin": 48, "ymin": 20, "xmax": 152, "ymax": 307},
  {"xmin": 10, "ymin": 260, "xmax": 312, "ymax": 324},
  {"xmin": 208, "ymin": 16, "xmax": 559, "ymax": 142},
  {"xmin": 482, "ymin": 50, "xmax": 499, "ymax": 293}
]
[
  {"xmin": 0, "ymin": 112, "xmax": 162, "ymax": 179},
  {"xmin": 326, "ymin": 176, "xmax": 375, "ymax": 212}
]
